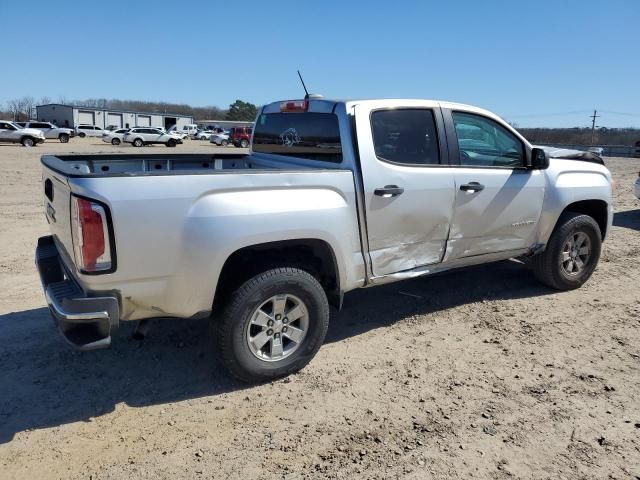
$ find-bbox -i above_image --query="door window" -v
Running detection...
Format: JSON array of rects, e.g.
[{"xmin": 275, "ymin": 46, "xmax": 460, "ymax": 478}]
[
  {"xmin": 452, "ymin": 112, "xmax": 524, "ymax": 167},
  {"xmin": 371, "ymin": 109, "xmax": 440, "ymax": 165}
]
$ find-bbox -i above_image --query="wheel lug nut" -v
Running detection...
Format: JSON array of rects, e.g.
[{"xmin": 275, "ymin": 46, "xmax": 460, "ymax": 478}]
[
  {"xmin": 275, "ymin": 314, "xmax": 281, "ymax": 320},
  {"xmin": 283, "ymin": 317, "xmax": 288, "ymax": 324},
  {"xmin": 282, "ymin": 326, "xmax": 288, "ymax": 333},
  {"xmin": 267, "ymin": 329, "xmax": 273, "ymax": 336},
  {"xmin": 274, "ymin": 333, "xmax": 280, "ymax": 339},
  {"xmin": 267, "ymin": 320, "xmax": 274, "ymax": 327}
]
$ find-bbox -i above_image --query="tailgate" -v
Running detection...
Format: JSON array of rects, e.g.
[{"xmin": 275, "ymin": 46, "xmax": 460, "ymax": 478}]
[{"xmin": 42, "ymin": 166, "xmax": 76, "ymax": 268}]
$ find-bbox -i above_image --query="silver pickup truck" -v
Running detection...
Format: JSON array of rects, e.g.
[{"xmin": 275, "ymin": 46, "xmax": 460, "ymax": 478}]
[{"xmin": 36, "ymin": 98, "xmax": 613, "ymax": 382}]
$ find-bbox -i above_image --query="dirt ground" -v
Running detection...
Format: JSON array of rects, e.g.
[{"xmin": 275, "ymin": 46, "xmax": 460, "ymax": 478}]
[{"xmin": 1, "ymin": 138, "xmax": 639, "ymax": 480}]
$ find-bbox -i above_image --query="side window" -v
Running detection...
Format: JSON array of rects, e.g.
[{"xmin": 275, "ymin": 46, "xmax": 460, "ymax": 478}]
[
  {"xmin": 0, "ymin": 122, "xmax": 9, "ymax": 130},
  {"xmin": 371, "ymin": 109, "xmax": 440, "ymax": 165},
  {"xmin": 452, "ymin": 112, "xmax": 524, "ymax": 167}
]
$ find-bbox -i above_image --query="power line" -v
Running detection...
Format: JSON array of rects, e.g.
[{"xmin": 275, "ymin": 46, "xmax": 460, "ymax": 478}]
[
  {"xmin": 599, "ymin": 110, "xmax": 640, "ymax": 117},
  {"xmin": 503, "ymin": 110, "xmax": 592, "ymax": 118}
]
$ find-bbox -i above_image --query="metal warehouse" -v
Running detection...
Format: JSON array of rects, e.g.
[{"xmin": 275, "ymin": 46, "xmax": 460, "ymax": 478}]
[{"xmin": 35, "ymin": 104, "xmax": 194, "ymax": 130}]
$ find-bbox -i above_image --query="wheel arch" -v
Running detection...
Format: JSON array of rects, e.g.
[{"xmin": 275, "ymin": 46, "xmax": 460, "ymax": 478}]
[
  {"xmin": 213, "ymin": 239, "xmax": 342, "ymax": 310},
  {"xmin": 559, "ymin": 199, "xmax": 609, "ymax": 240}
]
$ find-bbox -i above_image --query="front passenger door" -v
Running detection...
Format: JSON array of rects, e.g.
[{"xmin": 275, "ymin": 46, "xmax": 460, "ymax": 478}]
[
  {"xmin": 0, "ymin": 122, "xmax": 18, "ymax": 142},
  {"xmin": 443, "ymin": 109, "xmax": 546, "ymax": 260}
]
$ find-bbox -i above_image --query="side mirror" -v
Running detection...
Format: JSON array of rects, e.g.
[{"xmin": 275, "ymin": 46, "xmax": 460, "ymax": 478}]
[{"xmin": 530, "ymin": 147, "xmax": 550, "ymax": 170}]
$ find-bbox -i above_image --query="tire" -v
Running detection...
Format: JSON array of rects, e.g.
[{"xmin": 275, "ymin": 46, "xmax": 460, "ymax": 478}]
[
  {"xmin": 530, "ymin": 212, "xmax": 602, "ymax": 290},
  {"xmin": 133, "ymin": 138, "xmax": 144, "ymax": 147},
  {"xmin": 217, "ymin": 268, "xmax": 330, "ymax": 383},
  {"xmin": 21, "ymin": 137, "xmax": 35, "ymax": 147},
  {"xmin": 221, "ymin": 140, "xmax": 228, "ymax": 147},
  {"xmin": 78, "ymin": 132, "xmax": 86, "ymax": 138},
  {"xmin": 59, "ymin": 133, "xmax": 69, "ymax": 143},
  {"xmin": 240, "ymin": 139, "xmax": 249, "ymax": 148},
  {"xmin": 111, "ymin": 138, "xmax": 121, "ymax": 145},
  {"xmin": 166, "ymin": 139, "xmax": 177, "ymax": 147}
]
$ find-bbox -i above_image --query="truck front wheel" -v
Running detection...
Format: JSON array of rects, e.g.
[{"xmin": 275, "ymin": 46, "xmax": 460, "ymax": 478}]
[
  {"xmin": 530, "ymin": 212, "xmax": 602, "ymax": 290},
  {"xmin": 217, "ymin": 268, "xmax": 329, "ymax": 383}
]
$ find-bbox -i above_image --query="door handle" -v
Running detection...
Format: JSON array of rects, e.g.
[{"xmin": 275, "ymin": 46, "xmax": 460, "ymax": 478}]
[
  {"xmin": 374, "ymin": 185, "xmax": 404, "ymax": 197},
  {"xmin": 460, "ymin": 182, "xmax": 485, "ymax": 193}
]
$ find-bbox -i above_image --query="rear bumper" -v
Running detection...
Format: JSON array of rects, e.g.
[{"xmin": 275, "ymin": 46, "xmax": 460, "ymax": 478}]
[{"xmin": 36, "ymin": 235, "xmax": 119, "ymax": 350}]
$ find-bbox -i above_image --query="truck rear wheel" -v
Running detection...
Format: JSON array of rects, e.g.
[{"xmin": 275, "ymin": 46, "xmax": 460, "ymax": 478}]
[
  {"xmin": 530, "ymin": 212, "xmax": 601, "ymax": 290},
  {"xmin": 217, "ymin": 268, "xmax": 329, "ymax": 383}
]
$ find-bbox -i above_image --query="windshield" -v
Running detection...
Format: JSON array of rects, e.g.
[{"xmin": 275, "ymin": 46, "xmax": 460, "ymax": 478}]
[{"xmin": 252, "ymin": 112, "xmax": 342, "ymax": 162}]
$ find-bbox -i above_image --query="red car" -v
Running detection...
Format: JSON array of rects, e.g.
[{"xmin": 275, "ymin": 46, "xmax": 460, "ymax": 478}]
[{"xmin": 230, "ymin": 126, "xmax": 253, "ymax": 148}]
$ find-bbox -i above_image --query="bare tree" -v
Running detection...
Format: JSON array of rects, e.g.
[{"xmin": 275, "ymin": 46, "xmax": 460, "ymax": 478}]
[{"xmin": 22, "ymin": 96, "xmax": 35, "ymax": 120}]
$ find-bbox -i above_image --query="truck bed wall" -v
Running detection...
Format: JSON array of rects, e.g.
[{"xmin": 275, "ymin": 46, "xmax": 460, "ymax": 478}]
[{"xmin": 62, "ymin": 167, "xmax": 366, "ymax": 321}]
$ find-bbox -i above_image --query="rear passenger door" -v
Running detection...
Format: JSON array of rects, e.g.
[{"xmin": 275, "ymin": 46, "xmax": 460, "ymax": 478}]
[
  {"xmin": 355, "ymin": 101, "xmax": 455, "ymax": 277},
  {"xmin": 442, "ymin": 108, "xmax": 546, "ymax": 260}
]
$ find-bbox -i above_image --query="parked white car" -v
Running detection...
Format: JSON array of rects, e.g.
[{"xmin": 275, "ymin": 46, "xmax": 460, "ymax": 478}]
[
  {"xmin": 0, "ymin": 120, "xmax": 46, "ymax": 146},
  {"xmin": 634, "ymin": 173, "xmax": 640, "ymax": 199},
  {"xmin": 209, "ymin": 132, "xmax": 230, "ymax": 146},
  {"xmin": 101, "ymin": 128, "xmax": 130, "ymax": 146},
  {"xmin": 76, "ymin": 125, "xmax": 106, "ymax": 138},
  {"xmin": 123, "ymin": 127, "xmax": 182, "ymax": 147},
  {"xmin": 194, "ymin": 129, "xmax": 216, "ymax": 140},
  {"xmin": 16, "ymin": 121, "xmax": 74, "ymax": 143},
  {"xmin": 165, "ymin": 126, "xmax": 189, "ymax": 140}
]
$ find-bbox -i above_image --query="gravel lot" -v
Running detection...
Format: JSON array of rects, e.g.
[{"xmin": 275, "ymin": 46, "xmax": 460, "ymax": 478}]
[{"xmin": 1, "ymin": 138, "xmax": 639, "ymax": 479}]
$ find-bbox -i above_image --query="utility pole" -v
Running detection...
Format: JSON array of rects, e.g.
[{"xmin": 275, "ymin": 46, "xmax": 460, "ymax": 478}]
[{"xmin": 590, "ymin": 109, "xmax": 600, "ymax": 146}]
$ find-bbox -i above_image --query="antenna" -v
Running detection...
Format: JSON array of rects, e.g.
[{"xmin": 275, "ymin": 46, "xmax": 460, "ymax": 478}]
[{"xmin": 297, "ymin": 70, "xmax": 309, "ymax": 98}]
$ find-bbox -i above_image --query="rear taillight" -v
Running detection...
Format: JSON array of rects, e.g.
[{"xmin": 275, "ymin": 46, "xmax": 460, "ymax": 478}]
[
  {"xmin": 71, "ymin": 196, "xmax": 113, "ymax": 273},
  {"xmin": 280, "ymin": 100, "xmax": 308, "ymax": 112}
]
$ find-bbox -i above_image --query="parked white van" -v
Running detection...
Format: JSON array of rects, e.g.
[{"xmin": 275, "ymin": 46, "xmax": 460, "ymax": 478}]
[{"xmin": 180, "ymin": 124, "xmax": 198, "ymax": 137}]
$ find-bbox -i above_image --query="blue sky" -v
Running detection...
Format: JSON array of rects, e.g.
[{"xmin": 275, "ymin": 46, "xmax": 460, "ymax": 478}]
[{"xmin": 2, "ymin": 0, "xmax": 639, "ymax": 127}]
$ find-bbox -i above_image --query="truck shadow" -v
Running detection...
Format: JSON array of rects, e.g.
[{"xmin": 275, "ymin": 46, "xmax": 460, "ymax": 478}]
[
  {"xmin": 613, "ymin": 208, "xmax": 640, "ymax": 231},
  {"xmin": 0, "ymin": 259, "xmax": 552, "ymax": 444}
]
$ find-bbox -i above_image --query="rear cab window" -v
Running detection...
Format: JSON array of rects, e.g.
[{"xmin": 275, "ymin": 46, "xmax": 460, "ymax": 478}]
[
  {"xmin": 371, "ymin": 109, "xmax": 441, "ymax": 165},
  {"xmin": 253, "ymin": 112, "xmax": 342, "ymax": 162}
]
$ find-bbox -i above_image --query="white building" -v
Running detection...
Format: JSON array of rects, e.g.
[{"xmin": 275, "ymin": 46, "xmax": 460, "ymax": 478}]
[{"xmin": 36, "ymin": 104, "xmax": 194, "ymax": 131}]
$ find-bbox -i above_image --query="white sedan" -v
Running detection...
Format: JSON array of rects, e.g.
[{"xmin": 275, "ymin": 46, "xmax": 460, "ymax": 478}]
[
  {"xmin": 123, "ymin": 127, "xmax": 182, "ymax": 147},
  {"xmin": 209, "ymin": 132, "xmax": 230, "ymax": 146},
  {"xmin": 194, "ymin": 129, "xmax": 216, "ymax": 140},
  {"xmin": 102, "ymin": 128, "xmax": 130, "ymax": 145}
]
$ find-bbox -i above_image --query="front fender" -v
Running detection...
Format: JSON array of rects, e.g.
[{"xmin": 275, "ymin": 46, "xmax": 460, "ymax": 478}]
[{"xmin": 537, "ymin": 160, "xmax": 613, "ymax": 244}]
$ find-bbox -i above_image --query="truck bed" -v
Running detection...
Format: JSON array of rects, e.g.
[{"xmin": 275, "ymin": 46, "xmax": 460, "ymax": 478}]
[{"xmin": 41, "ymin": 153, "xmax": 274, "ymax": 177}]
